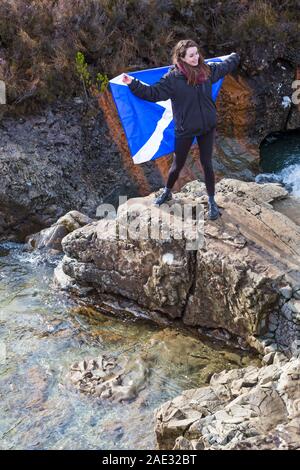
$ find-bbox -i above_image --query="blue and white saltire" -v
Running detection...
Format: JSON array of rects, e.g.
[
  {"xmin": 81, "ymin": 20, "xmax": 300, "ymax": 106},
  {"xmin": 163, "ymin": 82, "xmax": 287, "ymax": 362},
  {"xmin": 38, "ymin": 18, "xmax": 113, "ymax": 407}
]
[{"xmin": 109, "ymin": 56, "xmax": 230, "ymax": 164}]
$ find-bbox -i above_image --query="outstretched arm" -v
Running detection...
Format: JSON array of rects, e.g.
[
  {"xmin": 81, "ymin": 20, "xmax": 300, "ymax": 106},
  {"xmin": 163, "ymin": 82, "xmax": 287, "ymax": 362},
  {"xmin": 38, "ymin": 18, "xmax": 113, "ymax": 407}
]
[
  {"xmin": 124, "ymin": 72, "xmax": 174, "ymax": 102},
  {"xmin": 209, "ymin": 53, "xmax": 240, "ymax": 84}
]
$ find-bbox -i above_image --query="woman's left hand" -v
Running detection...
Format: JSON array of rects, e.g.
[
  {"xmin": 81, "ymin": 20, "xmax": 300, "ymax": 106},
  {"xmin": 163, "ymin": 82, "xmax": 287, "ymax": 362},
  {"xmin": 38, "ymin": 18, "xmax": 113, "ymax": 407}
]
[{"xmin": 122, "ymin": 74, "xmax": 133, "ymax": 84}]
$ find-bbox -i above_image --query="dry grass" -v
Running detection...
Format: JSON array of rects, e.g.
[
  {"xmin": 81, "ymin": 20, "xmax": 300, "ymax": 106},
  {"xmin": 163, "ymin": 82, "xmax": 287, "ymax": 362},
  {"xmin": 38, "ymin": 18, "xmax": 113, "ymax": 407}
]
[
  {"xmin": 235, "ymin": 1, "xmax": 278, "ymax": 43},
  {"xmin": 0, "ymin": 0, "xmax": 299, "ymax": 115}
]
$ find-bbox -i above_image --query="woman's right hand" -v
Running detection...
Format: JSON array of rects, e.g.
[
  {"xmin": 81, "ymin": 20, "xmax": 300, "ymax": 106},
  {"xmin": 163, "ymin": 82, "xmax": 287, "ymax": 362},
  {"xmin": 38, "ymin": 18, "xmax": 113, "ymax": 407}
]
[{"xmin": 122, "ymin": 73, "xmax": 133, "ymax": 84}]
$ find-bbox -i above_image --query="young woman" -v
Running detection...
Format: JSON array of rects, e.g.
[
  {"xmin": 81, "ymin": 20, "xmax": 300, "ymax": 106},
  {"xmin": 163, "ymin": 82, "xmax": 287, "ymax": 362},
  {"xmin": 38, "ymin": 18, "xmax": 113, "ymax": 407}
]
[{"xmin": 122, "ymin": 39, "xmax": 240, "ymax": 220}]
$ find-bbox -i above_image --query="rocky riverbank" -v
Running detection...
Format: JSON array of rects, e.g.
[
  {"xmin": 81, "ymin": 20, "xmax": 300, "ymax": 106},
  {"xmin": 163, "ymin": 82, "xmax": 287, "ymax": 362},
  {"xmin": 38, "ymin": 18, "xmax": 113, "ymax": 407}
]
[
  {"xmin": 155, "ymin": 353, "xmax": 300, "ymax": 450},
  {"xmin": 52, "ymin": 178, "xmax": 300, "ymax": 355},
  {"xmin": 1, "ymin": 0, "xmax": 300, "ymax": 451},
  {"xmin": 5, "ymin": 167, "xmax": 298, "ymax": 450},
  {"xmin": 45, "ymin": 177, "xmax": 299, "ymax": 449}
]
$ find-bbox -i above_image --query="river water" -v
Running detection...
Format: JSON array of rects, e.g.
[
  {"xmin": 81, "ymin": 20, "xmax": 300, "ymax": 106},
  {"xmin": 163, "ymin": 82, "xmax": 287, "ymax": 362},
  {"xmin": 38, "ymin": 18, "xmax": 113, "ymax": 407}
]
[
  {"xmin": 257, "ymin": 129, "xmax": 300, "ymax": 196},
  {"xmin": 2, "ymin": 130, "xmax": 298, "ymax": 450},
  {"xmin": 0, "ymin": 243, "xmax": 257, "ymax": 450},
  {"xmin": 256, "ymin": 129, "xmax": 300, "ymax": 225}
]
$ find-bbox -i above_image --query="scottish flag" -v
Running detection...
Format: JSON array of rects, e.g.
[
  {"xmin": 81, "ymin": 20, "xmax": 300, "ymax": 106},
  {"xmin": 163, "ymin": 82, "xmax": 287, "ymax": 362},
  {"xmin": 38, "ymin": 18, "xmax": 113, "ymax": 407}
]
[{"xmin": 109, "ymin": 56, "xmax": 228, "ymax": 164}]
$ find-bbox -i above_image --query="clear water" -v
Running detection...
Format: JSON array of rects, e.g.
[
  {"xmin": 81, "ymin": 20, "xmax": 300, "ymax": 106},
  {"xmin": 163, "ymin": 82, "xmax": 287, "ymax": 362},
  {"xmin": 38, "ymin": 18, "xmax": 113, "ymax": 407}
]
[
  {"xmin": 256, "ymin": 130, "xmax": 300, "ymax": 197},
  {"xmin": 0, "ymin": 242, "xmax": 257, "ymax": 450}
]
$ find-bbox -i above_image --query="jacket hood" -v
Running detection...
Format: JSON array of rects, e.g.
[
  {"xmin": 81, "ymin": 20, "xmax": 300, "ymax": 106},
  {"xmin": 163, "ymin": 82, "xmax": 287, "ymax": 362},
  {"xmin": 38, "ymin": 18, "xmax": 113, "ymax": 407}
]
[{"xmin": 167, "ymin": 64, "xmax": 185, "ymax": 79}]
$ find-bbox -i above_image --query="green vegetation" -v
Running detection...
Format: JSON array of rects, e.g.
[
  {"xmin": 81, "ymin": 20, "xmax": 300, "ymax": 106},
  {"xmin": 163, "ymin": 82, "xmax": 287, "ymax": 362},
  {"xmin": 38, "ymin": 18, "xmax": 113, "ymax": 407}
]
[{"xmin": 75, "ymin": 51, "xmax": 108, "ymax": 104}]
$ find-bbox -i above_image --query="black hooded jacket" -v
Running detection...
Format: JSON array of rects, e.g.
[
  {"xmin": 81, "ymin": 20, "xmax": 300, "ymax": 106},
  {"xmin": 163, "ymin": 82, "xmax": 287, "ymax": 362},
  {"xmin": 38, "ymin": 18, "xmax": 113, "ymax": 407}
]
[{"xmin": 128, "ymin": 53, "xmax": 240, "ymax": 137}]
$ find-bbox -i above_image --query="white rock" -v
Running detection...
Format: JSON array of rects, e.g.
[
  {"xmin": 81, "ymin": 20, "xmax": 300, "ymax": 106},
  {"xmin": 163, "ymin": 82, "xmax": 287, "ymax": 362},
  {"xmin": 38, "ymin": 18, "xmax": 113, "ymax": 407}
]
[
  {"xmin": 264, "ymin": 343, "xmax": 278, "ymax": 354},
  {"xmin": 279, "ymin": 286, "xmax": 293, "ymax": 300},
  {"xmin": 262, "ymin": 352, "xmax": 275, "ymax": 365},
  {"xmin": 273, "ymin": 352, "xmax": 289, "ymax": 366},
  {"xmin": 288, "ymin": 300, "xmax": 300, "ymax": 314}
]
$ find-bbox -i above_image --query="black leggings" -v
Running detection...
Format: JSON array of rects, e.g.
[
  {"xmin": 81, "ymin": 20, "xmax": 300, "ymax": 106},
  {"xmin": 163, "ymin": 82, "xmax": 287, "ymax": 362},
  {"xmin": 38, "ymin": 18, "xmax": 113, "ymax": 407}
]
[{"xmin": 166, "ymin": 126, "xmax": 216, "ymax": 196}]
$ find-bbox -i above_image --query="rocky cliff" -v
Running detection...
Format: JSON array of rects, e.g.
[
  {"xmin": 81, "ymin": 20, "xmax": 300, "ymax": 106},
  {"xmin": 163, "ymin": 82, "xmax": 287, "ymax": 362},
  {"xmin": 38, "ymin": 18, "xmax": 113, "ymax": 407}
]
[{"xmin": 1, "ymin": 1, "xmax": 300, "ymax": 241}]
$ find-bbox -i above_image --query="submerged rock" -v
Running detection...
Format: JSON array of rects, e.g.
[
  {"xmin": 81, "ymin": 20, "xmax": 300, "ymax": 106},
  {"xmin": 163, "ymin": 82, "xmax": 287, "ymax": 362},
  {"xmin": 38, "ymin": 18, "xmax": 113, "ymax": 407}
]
[
  {"xmin": 66, "ymin": 327, "xmax": 258, "ymax": 404},
  {"xmin": 67, "ymin": 354, "xmax": 150, "ymax": 403}
]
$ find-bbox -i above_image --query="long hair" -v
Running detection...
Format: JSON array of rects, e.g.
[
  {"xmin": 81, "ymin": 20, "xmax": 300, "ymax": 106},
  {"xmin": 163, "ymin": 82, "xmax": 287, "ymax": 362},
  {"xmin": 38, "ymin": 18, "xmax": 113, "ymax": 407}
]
[{"xmin": 172, "ymin": 39, "xmax": 211, "ymax": 86}]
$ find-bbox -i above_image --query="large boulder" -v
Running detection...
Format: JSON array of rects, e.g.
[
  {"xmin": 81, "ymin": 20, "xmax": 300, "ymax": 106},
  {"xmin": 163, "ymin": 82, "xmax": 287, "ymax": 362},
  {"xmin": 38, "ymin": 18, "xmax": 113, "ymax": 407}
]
[{"xmin": 56, "ymin": 178, "xmax": 300, "ymax": 354}]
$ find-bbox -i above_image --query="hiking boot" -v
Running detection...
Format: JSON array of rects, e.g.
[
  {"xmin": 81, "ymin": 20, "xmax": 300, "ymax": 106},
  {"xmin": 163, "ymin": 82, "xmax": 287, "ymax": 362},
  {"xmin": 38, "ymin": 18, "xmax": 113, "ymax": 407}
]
[
  {"xmin": 208, "ymin": 200, "xmax": 220, "ymax": 220},
  {"xmin": 154, "ymin": 187, "xmax": 172, "ymax": 206}
]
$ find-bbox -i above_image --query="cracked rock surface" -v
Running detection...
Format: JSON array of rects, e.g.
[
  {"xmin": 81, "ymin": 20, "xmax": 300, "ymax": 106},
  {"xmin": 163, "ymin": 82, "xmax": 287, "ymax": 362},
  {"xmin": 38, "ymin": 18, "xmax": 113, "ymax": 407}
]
[
  {"xmin": 155, "ymin": 354, "xmax": 300, "ymax": 450},
  {"xmin": 55, "ymin": 178, "xmax": 300, "ymax": 353}
]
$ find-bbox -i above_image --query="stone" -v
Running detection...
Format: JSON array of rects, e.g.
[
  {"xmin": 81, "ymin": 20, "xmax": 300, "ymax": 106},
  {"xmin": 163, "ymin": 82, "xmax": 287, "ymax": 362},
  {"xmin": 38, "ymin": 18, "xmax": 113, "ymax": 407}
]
[
  {"xmin": 279, "ymin": 286, "xmax": 293, "ymax": 300},
  {"xmin": 155, "ymin": 358, "xmax": 300, "ymax": 450},
  {"xmin": 26, "ymin": 224, "xmax": 68, "ymax": 251},
  {"xmin": 262, "ymin": 352, "xmax": 275, "ymax": 365},
  {"xmin": 53, "ymin": 260, "xmax": 94, "ymax": 295},
  {"xmin": 264, "ymin": 343, "xmax": 278, "ymax": 354},
  {"xmin": 26, "ymin": 210, "xmax": 93, "ymax": 252},
  {"xmin": 56, "ymin": 211, "xmax": 93, "ymax": 232},
  {"xmin": 56, "ymin": 179, "xmax": 300, "ymax": 348},
  {"xmin": 68, "ymin": 354, "xmax": 152, "ymax": 403},
  {"xmin": 280, "ymin": 303, "xmax": 293, "ymax": 321},
  {"xmin": 293, "ymin": 291, "xmax": 300, "ymax": 300},
  {"xmin": 288, "ymin": 300, "xmax": 300, "ymax": 315},
  {"xmin": 173, "ymin": 436, "xmax": 195, "ymax": 450},
  {"xmin": 273, "ymin": 352, "xmax": 289, "ymax": 366}
]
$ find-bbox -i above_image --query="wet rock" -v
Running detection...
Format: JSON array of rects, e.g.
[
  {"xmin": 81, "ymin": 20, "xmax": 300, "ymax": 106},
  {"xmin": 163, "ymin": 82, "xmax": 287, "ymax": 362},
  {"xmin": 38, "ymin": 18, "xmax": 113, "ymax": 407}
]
[
  {"xmin": 26, "ymin": 210, "xmax": 93, "ymax": 252},
  {"xmin": 67, "ymin": 354, "xmax": 150, "ymax": 403},
  {"xmin": 26, "ymin": 224, "xmax": 68, "ymax": 252},
  {"xmin": 23, "ymin": 366, "xmax": 50, "ymax": 410},
  {"xmin": 66, "ymin": 326, "xmax": 255, "ymax": 408}
]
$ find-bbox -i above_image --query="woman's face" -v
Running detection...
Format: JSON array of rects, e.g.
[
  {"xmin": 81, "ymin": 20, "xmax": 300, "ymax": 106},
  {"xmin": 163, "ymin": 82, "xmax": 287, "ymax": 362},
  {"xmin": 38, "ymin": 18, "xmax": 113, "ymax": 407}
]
[{"xmin": 182, "ymin": 46, "xmax": 199, "ymax": 66}]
